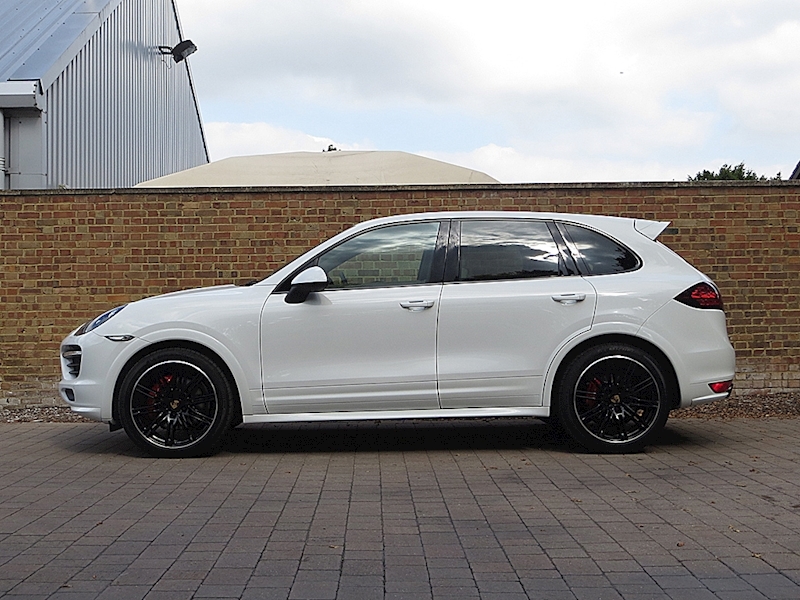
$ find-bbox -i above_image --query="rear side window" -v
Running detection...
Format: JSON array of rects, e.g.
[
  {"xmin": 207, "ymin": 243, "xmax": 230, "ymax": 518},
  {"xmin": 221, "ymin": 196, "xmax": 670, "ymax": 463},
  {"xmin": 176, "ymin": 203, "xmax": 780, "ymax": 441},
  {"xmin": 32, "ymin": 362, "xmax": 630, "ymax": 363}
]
[
  {"xmin": 458, "ymin": 220, "xmax": 561, "ymax": 281},
  {"xmin": 562, "ymin": 224, "xmax": 640, "ymax": 275}
]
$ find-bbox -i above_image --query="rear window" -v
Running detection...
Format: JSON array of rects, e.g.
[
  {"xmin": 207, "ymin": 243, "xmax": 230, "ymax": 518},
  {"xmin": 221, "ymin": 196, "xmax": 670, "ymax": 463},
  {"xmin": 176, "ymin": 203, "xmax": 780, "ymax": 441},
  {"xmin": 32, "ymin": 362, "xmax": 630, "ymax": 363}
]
[{"xmin": 563, "ymin": 224, "xmax": 640, "ymax": 275}]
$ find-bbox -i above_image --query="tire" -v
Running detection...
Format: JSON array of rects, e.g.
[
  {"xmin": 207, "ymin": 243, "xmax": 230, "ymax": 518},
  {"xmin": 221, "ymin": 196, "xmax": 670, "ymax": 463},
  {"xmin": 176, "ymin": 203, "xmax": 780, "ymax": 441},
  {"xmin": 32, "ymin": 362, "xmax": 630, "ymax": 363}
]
[
  {"xmin": 118, "ymin": 348, "xmax": 236, "ymax": 458},
  {"xmin": 554, "ymin": 343, "xmax": 671, "ymax": 453}
]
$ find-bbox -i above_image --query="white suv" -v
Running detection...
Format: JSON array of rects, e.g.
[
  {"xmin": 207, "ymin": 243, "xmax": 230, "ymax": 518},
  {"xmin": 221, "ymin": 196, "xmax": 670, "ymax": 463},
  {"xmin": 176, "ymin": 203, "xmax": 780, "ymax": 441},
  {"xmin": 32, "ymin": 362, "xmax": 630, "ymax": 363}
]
[{"xmin": 60, "ymin": 212, "xmax": 735, "ymax": 456}]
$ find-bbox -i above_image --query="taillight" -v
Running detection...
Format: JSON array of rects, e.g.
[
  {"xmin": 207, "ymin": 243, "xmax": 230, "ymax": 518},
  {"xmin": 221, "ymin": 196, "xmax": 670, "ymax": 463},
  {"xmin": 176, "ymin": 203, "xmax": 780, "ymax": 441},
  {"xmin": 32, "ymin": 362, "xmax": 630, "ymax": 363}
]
[{"xmin": 675, "ymin": 283, "xmax": 723, "ymax": 310}]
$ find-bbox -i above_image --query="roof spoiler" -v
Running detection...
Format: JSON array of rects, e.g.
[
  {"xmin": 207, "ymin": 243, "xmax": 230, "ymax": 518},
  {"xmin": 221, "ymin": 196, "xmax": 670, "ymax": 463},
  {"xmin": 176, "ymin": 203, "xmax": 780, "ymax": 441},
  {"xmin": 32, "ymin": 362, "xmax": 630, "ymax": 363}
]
[{"xmin": 634, "ymin": 219, "xmax": 670, "ymax": 240}]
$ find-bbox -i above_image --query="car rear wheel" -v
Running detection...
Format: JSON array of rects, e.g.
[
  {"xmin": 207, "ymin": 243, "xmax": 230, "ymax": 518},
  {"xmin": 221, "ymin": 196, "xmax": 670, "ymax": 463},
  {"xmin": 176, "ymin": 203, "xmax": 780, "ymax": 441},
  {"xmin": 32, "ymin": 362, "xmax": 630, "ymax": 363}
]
[
  {"xmin": 554, "ymin": 343, "xmax": 671, "ymax": 453},
  {"xmin": 118, "ymin": 348, "xmax": 235, "ymax": 458}
]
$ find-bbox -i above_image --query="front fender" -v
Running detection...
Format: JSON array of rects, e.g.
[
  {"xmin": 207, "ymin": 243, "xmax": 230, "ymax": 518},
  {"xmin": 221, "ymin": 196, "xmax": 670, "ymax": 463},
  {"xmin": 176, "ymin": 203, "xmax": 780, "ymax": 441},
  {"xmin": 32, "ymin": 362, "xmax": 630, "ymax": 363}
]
[{"xmin": 137, "ymin": 327, "xmax": 266, "ymax": 416}]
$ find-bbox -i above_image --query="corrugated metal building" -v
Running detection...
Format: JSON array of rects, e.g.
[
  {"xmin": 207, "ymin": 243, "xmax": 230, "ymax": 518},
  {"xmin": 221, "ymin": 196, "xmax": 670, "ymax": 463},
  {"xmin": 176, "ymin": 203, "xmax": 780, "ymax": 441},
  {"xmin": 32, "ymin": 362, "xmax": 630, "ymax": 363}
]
[{"xmin": 0, "ymin": 0, "xmax": 207, "ymax": 190}]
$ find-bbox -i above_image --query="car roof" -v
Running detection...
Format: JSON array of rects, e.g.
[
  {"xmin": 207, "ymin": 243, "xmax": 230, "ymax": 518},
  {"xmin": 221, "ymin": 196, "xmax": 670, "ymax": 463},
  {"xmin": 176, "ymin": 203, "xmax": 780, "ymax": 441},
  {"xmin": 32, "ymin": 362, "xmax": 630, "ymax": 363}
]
[{"xmin": 348, "ymin": 211, "xmax": 667, "ymax": 240}]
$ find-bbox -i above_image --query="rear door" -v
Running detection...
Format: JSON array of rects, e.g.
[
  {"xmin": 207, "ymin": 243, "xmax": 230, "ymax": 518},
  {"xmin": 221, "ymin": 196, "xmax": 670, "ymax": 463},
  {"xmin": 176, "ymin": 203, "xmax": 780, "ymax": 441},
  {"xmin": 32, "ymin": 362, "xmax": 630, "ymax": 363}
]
[{"xmin": 437, "ymin": 219, "xmax": 596, "ymax": 408}]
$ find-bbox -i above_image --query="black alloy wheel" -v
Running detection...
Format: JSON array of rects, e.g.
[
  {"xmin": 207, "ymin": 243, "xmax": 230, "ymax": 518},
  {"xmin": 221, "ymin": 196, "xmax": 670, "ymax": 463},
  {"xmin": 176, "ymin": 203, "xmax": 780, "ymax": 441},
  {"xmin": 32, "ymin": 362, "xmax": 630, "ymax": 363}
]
[
  {"xmin": 118, "ymin": 348, "xmax": 235, "ymax": 457},
  {"xmin": 555, "ymin": 343, "xmax": 671, "ymax": 453}
]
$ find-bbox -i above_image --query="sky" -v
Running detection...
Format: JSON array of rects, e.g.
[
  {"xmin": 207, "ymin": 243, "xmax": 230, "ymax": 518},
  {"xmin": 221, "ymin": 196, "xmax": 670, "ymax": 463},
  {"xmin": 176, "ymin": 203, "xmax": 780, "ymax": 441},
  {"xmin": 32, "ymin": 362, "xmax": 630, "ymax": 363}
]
[{"xmin": 176, "ymin": 0, "xmax": 800, "ymax": 183}]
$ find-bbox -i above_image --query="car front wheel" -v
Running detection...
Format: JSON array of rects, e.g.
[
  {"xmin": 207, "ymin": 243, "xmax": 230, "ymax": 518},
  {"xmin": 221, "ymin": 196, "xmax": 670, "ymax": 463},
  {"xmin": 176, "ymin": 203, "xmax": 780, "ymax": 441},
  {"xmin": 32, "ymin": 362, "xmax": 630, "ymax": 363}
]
[
  {"xmin": 554, "ymin": 343, "xmax": 671, "ymax": 453},
  {"xmin": 118, "ymin": 348, "xmax": 236, "ymax": 458}
]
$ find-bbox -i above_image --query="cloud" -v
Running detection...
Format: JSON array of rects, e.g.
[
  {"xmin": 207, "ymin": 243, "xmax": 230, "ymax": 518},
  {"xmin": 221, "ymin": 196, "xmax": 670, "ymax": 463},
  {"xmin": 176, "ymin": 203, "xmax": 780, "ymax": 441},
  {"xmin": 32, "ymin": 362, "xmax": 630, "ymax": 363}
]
[
  {"xmin": 204, "ymin": 122, "xmax": 365, "ymax": 161},
  {"xmin": 179, "ymin": 1, "xmax": 800, "ymax": 180},
  {"xmin": 423, "ymin": 144, "xmax": 687, "ymax": 183},
  {"xmin": 711, "ymin": 21, "xmax": 800, "ymax": 135},
  {"xmin": 182, "ymin": 0, "xmax": 461, "ymax": 106}
]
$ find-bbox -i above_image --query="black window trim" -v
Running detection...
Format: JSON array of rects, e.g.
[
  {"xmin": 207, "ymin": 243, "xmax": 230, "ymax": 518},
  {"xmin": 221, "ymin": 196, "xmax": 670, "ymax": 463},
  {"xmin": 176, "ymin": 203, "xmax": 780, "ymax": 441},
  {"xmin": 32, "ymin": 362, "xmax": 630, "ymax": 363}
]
[
  {"xmin": 444, "ymin": 218, "xmax": 573, "ymax": 284},
  {"xmin": 442, "ymin": 219, "xmax": 460, "ymax": 283},
  {"xmin": 274, "ymin": 219, "xmax": 450, "ymax": 293},
  {"xmin": 547, "ymin": 221, "xmax": 580, "ymax": 276},
  {"xmin": 555, "ymin": 221, "xmax": 642, "ymax": 276}
]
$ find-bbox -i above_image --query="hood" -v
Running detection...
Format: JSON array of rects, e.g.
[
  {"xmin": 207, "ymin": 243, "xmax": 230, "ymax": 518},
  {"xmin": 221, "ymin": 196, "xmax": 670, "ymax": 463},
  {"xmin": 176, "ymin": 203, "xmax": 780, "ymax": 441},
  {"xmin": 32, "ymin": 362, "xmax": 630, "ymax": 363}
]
[
  {"xmin": 152, "ymin": 284, "xmax": 239, "ymax": 299},
  {"xmin": 88, "ymin": 283, "xmax": 272, "ymax": 337}
]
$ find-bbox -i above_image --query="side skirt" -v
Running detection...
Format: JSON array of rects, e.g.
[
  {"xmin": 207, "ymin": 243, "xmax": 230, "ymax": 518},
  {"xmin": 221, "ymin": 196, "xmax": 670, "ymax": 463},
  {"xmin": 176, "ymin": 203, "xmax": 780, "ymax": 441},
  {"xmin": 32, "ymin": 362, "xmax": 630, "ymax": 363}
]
[{"xmin": 241, "ymin": 406, "xmax": 551, "ymax": 425}]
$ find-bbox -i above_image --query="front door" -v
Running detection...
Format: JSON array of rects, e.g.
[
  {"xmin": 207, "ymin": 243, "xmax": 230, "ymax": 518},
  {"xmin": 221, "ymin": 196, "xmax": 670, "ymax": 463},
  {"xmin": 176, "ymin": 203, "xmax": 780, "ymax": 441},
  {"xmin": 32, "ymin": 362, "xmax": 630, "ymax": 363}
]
[{"xmin": 261, "ymin": 221, "xmax": 444, "ymax": 414}]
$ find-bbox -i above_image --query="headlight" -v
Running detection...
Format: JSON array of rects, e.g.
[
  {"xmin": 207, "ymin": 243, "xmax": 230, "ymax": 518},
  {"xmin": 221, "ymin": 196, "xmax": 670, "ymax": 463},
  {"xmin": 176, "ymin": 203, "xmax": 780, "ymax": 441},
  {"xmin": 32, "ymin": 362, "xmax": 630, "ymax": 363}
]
[{"xmin": 75, "ymin": 305, "xmax": 127, "ymax": 336}]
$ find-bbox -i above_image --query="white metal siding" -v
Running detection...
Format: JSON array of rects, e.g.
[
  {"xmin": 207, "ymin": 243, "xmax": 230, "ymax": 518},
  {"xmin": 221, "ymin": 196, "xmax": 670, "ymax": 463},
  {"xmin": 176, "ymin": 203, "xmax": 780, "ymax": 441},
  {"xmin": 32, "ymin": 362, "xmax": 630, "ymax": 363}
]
[{"xmin": 45, "ymin": 0, "xmax": 207, "ymax": 189}]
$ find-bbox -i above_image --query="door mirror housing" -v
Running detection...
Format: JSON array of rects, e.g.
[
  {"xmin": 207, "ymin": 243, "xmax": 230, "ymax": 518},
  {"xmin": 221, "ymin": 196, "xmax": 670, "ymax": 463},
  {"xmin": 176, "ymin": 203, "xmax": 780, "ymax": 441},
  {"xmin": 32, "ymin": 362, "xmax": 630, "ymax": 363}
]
[{"xmin": 285, "ymin": 266, "xmax": 328, "ymax": 304}]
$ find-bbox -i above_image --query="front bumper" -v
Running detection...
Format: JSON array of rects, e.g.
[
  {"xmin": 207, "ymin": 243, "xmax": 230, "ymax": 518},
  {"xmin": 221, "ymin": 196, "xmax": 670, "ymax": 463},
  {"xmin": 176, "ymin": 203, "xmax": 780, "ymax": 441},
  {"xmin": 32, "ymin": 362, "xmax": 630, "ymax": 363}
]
[{"xmin": 59, "ymin": 331, "xmax": 149, "ymax": 423}]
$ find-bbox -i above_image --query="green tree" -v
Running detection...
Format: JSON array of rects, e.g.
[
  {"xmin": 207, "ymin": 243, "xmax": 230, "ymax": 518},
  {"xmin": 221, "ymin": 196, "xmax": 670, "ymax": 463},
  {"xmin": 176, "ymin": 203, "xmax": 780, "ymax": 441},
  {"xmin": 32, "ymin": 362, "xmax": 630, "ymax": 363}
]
[{"xmin": 688, "ymin": 162, "xmax": 781, "ymax": 181}]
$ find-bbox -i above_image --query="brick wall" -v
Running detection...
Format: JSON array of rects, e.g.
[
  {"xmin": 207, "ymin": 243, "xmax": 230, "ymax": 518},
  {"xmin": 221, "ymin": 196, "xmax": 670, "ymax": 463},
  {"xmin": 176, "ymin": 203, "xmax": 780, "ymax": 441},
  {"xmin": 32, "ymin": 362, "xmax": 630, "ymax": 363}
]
[{"xmin": 1, "ymin": 183, "xmax": 798, "ymax": 407}]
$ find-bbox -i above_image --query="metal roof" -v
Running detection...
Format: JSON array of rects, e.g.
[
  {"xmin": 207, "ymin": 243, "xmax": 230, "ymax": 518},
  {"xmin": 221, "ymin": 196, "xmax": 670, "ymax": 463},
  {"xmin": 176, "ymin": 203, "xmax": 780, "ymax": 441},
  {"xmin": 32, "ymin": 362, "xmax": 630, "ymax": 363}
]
[{"xmin": 0, "ymin": 0, "xmax": 121, "ymax": 86}]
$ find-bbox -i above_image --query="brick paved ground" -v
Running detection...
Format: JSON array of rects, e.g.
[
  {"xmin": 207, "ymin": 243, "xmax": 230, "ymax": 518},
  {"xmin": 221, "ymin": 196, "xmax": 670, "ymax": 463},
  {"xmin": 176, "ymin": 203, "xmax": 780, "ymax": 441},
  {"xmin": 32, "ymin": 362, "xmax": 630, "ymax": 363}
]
[{"xmin": 0, "ymin": 418, "xmax": 799, "ymax": 600}]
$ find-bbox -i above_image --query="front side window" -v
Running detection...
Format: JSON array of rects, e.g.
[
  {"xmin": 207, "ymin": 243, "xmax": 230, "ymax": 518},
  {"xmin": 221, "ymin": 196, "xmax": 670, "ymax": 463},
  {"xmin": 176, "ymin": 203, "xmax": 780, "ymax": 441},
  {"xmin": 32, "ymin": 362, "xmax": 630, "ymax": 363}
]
[
  {"xmin": 458, "ymin": 220, "xmax": 561, "ymax": 281},
  {"xmin": 562, "ymin": 224, "xmax": 640, "ymax": 275},
  {"xmin": 317, "ymin": 222, "xmax": 440, "ymax": 289}
]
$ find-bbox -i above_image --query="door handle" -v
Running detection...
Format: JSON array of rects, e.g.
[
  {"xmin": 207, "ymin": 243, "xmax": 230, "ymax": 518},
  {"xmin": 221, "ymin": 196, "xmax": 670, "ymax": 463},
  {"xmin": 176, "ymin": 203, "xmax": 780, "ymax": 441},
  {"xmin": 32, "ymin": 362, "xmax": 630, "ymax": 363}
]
[
  {"xmin": 400, "ymin": 300, "xmax": 435, "ymax": 311},
  {"xmin": 552, "ymin": 293, "xmax": 586, "ymax": 305}
]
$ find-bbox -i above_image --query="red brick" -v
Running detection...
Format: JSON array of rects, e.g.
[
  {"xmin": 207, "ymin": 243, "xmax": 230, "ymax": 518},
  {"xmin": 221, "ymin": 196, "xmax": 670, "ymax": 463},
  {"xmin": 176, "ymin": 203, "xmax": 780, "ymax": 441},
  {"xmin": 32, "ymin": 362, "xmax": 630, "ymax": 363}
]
[{"xmin": 1, "ymin": 182, "xmax": 798, "ymax": 405}]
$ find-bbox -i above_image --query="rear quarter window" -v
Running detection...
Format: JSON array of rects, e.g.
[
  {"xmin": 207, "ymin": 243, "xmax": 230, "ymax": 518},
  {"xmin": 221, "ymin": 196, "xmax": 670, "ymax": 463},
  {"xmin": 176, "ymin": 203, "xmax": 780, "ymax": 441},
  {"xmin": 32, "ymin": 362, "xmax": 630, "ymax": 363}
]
[{"xmin": 562, "ymin": 224, "xmax": 640, "ymax": 275}]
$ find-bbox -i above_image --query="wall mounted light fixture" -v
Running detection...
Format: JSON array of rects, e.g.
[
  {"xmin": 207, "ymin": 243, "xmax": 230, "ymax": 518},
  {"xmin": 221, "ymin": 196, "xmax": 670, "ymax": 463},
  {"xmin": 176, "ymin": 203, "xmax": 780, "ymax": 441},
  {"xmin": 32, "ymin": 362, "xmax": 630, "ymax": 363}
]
[{"xmin": 158, "ymin": 40, "xmax": 197, "ymax": 63}]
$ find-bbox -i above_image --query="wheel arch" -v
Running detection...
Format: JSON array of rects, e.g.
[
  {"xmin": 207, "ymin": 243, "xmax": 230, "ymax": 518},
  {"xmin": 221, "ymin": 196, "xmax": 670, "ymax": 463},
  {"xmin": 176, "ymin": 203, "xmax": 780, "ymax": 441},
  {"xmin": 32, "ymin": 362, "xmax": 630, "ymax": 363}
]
[
  {"xmin": 548, "ymin": 334, "xmax": 681, "ymax": 411},
  {"xmin": 112, "ymin": 340, "xmax": 244, "ymax": 427}
]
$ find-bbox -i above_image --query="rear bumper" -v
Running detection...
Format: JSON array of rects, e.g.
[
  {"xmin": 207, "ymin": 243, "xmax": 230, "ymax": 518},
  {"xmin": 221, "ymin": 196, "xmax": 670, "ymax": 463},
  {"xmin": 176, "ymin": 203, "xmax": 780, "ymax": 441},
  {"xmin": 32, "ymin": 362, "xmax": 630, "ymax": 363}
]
[
  {"xmin": 638, "ymin": 300, "xmax": 735, "ymax": 409},
  {"xmin": 690, "ymin": 390, "xmax": 732, "ymax": 406}
]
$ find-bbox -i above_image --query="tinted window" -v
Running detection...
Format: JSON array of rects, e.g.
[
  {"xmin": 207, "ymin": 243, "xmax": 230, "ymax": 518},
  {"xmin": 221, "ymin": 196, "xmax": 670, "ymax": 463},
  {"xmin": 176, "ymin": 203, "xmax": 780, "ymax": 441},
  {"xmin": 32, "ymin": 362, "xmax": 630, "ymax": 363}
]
[
  {"xmin": 318, "ymin": 222, "xmax": 440, "ymax": 289},
  {"xmin": 563, "ymin": 224, "xmax": 639, "ymax": 275},
  {"xmin": 458, "ymin": 221, "xmax": 560, "ymax": 281}
]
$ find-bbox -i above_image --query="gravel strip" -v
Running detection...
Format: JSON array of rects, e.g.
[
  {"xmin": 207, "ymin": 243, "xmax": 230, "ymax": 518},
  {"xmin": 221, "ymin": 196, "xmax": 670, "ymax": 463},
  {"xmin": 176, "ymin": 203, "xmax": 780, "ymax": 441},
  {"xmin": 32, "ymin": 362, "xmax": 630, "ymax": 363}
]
[
  {"xmin": 669, "ymin": 391, "xmax": 800, "ymax": 420},
  {"xmin": 3, "ymin": 392, "xmax": 799, "ymax": 423},
  {"xmin": 1, "ymin": 406, "xmax": 95, "ymax": 423}
]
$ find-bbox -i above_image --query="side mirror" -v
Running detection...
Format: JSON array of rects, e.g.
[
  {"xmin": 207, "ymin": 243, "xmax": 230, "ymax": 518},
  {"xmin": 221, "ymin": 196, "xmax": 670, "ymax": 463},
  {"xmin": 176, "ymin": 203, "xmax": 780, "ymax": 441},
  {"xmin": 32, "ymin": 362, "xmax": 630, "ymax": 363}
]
[{"xmin": 285, "ymin": 266, "xmax": 328, "ymax": 304}]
